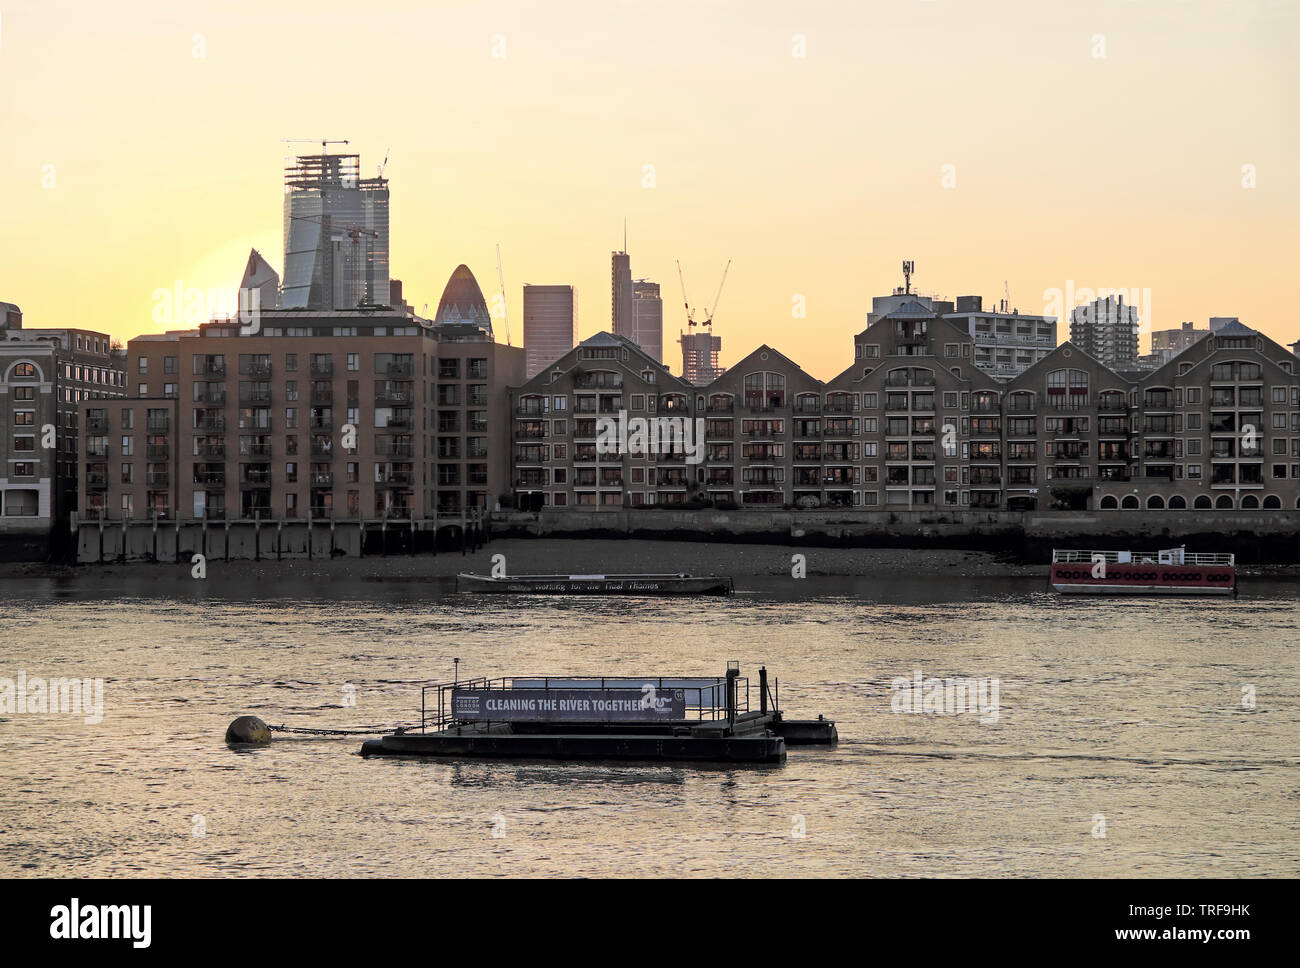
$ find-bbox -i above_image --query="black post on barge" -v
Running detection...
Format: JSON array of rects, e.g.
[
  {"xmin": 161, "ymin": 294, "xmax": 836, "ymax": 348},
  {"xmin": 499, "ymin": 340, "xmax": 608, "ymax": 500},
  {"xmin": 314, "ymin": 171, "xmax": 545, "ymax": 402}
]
[{"xmin": 726, "ymin": 661, "xmax": 739, "ymax": 731}]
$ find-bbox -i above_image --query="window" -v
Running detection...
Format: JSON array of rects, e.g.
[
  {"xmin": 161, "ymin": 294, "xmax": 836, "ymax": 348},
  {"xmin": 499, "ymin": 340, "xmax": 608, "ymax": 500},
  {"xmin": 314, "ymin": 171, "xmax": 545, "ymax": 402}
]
[
  {"xmin": 347, "ymin": 353, "xmax": 359, "ymax": 371},
  {"xmin": 137, "ymin": 358, "xmax": 147, "ymax": 373}
]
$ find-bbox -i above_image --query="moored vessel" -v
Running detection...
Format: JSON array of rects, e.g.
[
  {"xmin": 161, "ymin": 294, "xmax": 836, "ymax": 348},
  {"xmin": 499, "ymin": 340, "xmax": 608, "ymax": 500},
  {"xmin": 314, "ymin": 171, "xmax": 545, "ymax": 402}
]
[
  {"xmin": 1050, "ymin": 546, "xmax": 1236, "ymax": 596},
  {"xmin": 457, "ymin": 572, "xmax": 734, "ymax": 596}
]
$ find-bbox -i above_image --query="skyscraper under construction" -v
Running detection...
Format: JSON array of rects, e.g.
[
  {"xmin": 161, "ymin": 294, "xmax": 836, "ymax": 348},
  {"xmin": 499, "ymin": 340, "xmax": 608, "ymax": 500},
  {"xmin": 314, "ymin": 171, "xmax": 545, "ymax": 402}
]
[{"xmin": 282, "ymin": 152, "xmax": 390, "ymax": 310}]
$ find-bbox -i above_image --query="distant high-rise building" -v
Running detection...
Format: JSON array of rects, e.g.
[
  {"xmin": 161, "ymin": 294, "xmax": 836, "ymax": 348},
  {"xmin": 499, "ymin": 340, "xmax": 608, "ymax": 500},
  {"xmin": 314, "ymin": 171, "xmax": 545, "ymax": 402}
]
[
  {"xmin": 1070, "ymin": 294, "xmax": 1140, "ymax": 370},
  {"xmin": 1150, "ymin": 320, "xmax": 1209, "ymax": 363},
  {"xmin": 944, "ymin": 295, "xmax": 1057, "ymax": 378},
  {"xmin": 238, "ymin": 249, "xmax": 280, "ymax": 313},
  {"xmin": 611, "ymin": 250, "xmax": 633, "ymax": 341},
  {"xmin": 434, "ymin": 265, "xmax": 494, "ymax": 333},
  {"xmin": 523, "ymin": 284, "xmax": 577, "ymax": 378},
  {"xmin": 282, "ymin": 152, "xmax": 390, "ymax": 311},
  {"xmin": 630, "ymin": 280, "xmax": 663, "ymax": 363},
  {"xmin": 680, "ymin": 329, "xmax": 724, "ymax": 385},
  {"xmin": 1209, "ymin": 316, "xmax": 1240, "ymax": 333}
]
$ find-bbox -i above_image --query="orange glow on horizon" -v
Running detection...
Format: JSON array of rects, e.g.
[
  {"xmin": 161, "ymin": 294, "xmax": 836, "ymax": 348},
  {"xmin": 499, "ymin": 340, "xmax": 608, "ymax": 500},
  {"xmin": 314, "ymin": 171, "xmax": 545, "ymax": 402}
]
[{"xmin": 1, "ymin": 0, "xmax": 1297, "ymax": 379}]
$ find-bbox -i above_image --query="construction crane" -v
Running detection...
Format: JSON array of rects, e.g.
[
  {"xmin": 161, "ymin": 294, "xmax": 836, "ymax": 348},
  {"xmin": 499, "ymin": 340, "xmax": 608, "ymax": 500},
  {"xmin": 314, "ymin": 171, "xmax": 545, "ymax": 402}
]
[
  {"xmin": 677, "ymin": 260, "xmax": 732, "ymax": 330},
  {"xmin": 281, "ymin": 138, "xmax": 350, "ymax": 153},
  {"xmin": 377, "ymin": 147, "xmax": 390, "ymax": 179},
  {"xmin": 703, "ymin": 260, "xmax": 732, "ymax": 328},
  {"xmin": 1003, "ymin": 279, "xmax": 1011, "ymax": 314},
  {"xmin": 495, "ymin": 243, "xmax": 511, "ymax": 346},
  {"xmin": 676, "ymin": 260, "xmax": 697, "ymax": 328}
]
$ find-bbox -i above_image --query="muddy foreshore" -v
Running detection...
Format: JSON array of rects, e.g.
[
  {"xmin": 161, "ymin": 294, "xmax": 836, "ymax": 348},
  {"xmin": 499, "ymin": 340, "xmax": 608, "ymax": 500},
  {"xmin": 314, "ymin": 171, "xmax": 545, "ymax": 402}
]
[{"xmin": 2, "ymin": 538, "xmax": 1296, "ymax": 583}]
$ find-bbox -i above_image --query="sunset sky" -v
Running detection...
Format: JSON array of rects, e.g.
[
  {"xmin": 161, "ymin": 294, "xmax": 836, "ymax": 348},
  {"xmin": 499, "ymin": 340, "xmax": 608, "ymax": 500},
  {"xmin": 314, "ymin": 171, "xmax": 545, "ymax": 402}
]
[{"xmin": 2, "ymin": 0, "xmax": 1297, "ymax": 380}]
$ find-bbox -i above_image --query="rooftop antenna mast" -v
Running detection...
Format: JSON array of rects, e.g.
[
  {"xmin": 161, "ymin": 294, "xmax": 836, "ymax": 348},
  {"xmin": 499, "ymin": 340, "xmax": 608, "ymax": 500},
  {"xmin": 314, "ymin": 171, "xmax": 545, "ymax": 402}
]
[
  {"xmin": 495, "ymin": 244, "xmax": 511, "ymax": 346},
  {"xmin": 902, "ymin": 260, "xmax": 915, "ymax": 296}
]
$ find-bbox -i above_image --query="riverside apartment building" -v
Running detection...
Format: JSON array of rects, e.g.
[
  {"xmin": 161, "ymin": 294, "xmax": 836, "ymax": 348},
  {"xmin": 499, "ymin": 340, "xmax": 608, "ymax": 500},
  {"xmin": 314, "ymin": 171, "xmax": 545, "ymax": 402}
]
[
  {"xmin": 78, "ymin": 309, "xmax": 523, "ymax": 523},
  {"xmin": 508, "ymin": 306, "xmax": 1300, "ymax": 513}
]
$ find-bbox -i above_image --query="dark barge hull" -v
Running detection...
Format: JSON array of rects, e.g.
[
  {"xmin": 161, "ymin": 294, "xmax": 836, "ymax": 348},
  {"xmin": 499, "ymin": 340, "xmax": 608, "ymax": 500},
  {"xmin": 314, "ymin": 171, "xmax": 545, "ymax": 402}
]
[
  {"xmin": 362, "ymin": 730, "xmax": 787, "ymax": 764},
  {"xmin": 360, "ymin": 712, "xmax": 836, "ymax": 765},
  {"xmin": 1049, "ymin": 563, "xmax": 1236, "ymax": 595},
  {"xmin": 457, "ymin": 573, "xmax": 734, "ymax": 596}
]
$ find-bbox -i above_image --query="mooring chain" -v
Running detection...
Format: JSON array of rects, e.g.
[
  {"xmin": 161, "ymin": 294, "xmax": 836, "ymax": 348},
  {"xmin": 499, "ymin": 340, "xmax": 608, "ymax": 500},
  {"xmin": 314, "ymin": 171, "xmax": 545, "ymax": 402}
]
[{"xmin": 268, "ymin": 724, "xmax": 412, "ymax": 736}]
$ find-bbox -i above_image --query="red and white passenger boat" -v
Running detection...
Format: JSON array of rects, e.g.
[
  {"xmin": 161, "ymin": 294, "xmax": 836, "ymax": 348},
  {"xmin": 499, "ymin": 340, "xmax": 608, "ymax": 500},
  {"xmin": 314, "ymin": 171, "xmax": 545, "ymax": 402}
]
[{"xmin": 1050, "ymin": 547, "xmax": 1237, "ymax": 596}]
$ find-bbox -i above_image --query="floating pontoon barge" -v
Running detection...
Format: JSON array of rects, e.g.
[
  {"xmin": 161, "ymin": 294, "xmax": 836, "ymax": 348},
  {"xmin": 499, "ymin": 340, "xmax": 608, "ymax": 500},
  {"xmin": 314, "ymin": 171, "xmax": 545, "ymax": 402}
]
[
  {"xmin": 360, "ymin": 665, "xmax": 835, "ymax": 765},
  {"xmin": 457, "ymin": 573, "xmax": 734, "ymax": 596},
  {"xmin": 1050, "ymin": 547, "xmax": 1237, "ymax": 595}
]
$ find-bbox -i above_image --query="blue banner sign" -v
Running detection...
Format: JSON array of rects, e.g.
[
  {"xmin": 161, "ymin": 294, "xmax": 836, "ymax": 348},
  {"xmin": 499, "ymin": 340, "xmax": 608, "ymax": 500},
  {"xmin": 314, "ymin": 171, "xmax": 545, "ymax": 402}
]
[{"xmin": 451, "ymin": 686, "xmax": 687, "ymax": 722}]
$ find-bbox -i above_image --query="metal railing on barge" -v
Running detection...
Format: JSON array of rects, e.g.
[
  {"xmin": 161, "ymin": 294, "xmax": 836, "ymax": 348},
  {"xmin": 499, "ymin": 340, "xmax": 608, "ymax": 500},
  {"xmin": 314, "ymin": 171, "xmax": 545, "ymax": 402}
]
[
  {"xmin": 1052, "ymin": 548, "xmax": 1235, "ymax": 566},
  {"xmin": 420, "ymin": 674, "xmax": 763, "ymax": 733}
]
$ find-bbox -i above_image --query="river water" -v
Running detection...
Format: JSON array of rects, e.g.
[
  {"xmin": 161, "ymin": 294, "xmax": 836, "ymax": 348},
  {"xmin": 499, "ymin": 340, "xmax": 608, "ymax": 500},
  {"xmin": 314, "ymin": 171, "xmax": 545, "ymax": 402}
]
[{"xmin": 1, "ymin": 572, "xmax": 1296, "ymax": 877}]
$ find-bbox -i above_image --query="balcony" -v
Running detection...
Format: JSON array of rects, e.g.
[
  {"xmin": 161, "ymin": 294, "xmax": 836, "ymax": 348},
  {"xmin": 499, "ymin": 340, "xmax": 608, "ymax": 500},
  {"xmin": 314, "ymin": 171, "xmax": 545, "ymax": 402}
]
[
  {"xmin": 244, "ymin": 444, "xmax": 272, "ymax": 460},
  {"xmin": 386, "ymin": 361, "xmax": 414, "ymax": 379},
  {"xmin": 376, "ymin": 442, "xmax": 413, "ymax": 459},
  {"xmin": 194, "ymin": 472, "xmax": 226, "ymax": 487},
  {"xmin": 197, "ymin": 362, "xmax": 226, "ymax": 377},
  {"xmin": 377, "ymin": 473, "xmax": 413, "ymax": 487},
  {"xmin": 147, "ymin": 444, "xmax": 170, "ymax": 459},
  {"xmin": 146, "ymin": 471, "xmax": 170, "ymax": 486},
  {"xmin": 240, "ymin": 472, "xmax": 271, "ymax": 487},
  {"xmin": 515, "ymin": 404, "xmax": 545, "ymax": 416},
  {"xmin": 194, "ymin": 390, "xmax": 226, "ymax": 405},
  {"xmin": 310, "ymin": 472, "xmax": 333, "ymax": 486},
  {"xmin": 309, "ymin": 361, "xmax": 334, "ymax": 377},
  {"xmin": 574, "ymin": 374, "xmax": 623, "ymax": 390},
  {"xmin": 196, "ymin": 444, "xmax": 225, "ymax": 459},
  {"xmin": 308, "ymin": 418, "xmax": 333, "ymax": 432},
  {"xmin": 310, "ymin": 388, "xmax": 334, "ymax": 405},
  {"xmin": 376, "ymin": 387, "xmax": 413, "ymax": 406},
  {"xmin": 86, "ymin": 442, "xmax": 109, "ymax": 458},
  {"xmin": 239, "ymin": 388, "xmax": 271, "ymax": 405},
  {"xmin": 310, "ymin": 441, "xmax": 334, "ymax": 459},
  {"xmin": 86, "ymin": 417, "xmax": 109, "ymax": 433},
  {"xmin": 196, "ymin": 416, "xmax": 226, "ymax": 432},
  {"xmin": 1044, "ymin": 395, "xmax": 1091, "ymax": 411},
  {"xmin": 243, "ymin": 361, "xmax": 272, "ymax": 379},
  {"xmin": 86, "ymin": 472, "xmax": 108, "ymax": 489}
]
